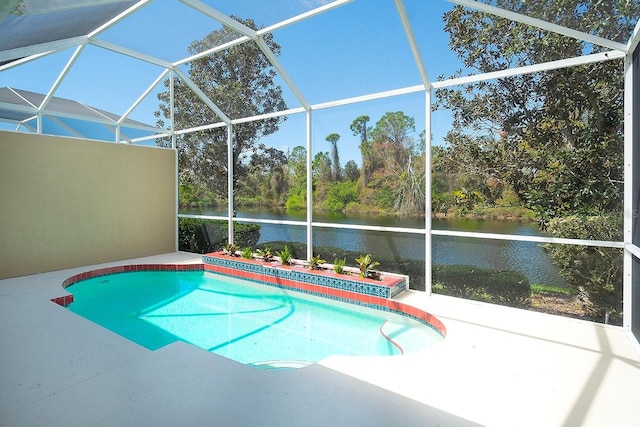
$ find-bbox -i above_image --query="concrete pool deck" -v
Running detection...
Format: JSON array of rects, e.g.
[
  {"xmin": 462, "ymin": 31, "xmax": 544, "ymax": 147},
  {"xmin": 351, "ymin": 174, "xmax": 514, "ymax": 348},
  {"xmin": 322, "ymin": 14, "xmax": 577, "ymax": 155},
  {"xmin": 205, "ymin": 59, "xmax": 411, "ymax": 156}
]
[{"xmin": 1, "ymin": 252, "xmax": 639, "ymax": 426}]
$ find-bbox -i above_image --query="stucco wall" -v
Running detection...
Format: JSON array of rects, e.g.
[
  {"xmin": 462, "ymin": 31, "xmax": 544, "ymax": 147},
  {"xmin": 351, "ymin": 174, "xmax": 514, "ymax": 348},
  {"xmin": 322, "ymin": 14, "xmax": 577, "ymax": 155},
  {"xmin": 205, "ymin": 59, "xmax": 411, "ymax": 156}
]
[{"xmin": 0, "ymin": 131, "xmax": 176, "ymax": 279}]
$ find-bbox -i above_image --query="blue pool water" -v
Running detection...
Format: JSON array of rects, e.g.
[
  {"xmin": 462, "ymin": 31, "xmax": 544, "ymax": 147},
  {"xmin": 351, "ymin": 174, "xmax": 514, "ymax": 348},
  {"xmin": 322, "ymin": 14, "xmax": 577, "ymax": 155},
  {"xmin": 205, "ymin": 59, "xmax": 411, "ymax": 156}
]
[{"xmin": 67, "ymin": 271, "xmax": 443, "ymax": 367}]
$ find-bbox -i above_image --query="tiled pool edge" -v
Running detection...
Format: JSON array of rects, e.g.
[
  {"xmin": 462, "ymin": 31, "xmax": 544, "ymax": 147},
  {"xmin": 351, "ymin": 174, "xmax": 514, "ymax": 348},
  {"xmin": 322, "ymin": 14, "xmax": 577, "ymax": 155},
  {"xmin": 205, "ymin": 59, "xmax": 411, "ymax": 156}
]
[
  {"xmin": 55, "ymin": 260, "xmax": 446, "ymax": 337},
  {"xmin": 202, "ymin": 253, "xmax": 445, "ymax": 337},
  {"xmin": 51, "ymin": 263, "xmax": 204, "ymax": 307},
  {"xmin": 203, "ymin": 252, "xmax": 407, "ymax": 299}
]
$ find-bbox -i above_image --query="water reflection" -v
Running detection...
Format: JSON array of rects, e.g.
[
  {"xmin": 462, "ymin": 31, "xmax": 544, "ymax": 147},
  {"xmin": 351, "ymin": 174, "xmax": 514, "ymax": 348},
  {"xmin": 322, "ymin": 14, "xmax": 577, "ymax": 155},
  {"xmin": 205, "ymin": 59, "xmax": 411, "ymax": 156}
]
[{"xmin": 181, "ymin": 208, "xmax": 566, "ymax": 286}]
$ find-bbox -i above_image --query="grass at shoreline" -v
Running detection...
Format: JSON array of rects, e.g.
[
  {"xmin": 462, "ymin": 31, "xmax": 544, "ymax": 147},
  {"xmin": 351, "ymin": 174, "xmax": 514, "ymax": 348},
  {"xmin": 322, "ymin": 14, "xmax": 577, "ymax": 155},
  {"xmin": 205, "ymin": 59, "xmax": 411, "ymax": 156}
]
[{"xmin": 530, "ymin": 284, "xmax": 577, "ymax": 296}]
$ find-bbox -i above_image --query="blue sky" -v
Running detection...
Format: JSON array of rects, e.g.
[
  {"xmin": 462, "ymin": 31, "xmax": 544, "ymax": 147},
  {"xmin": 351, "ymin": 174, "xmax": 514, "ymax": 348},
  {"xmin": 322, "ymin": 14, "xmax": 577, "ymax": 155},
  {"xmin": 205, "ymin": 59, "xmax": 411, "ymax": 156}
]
[{"xmin": 0, "ymin": 0, "xmax": 464, "ymax": 165}]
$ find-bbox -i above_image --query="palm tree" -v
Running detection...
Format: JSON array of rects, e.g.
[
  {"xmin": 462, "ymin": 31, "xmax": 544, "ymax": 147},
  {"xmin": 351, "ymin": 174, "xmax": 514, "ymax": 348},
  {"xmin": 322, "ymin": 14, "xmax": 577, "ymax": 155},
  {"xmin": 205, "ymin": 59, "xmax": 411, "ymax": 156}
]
[
  {"xmin": 350, "ymin": 115, "xmax": 370, "ymax": 186},
  {"xmin": 326, "ymin": 133, "xmax": 341, "ymax": 182}
]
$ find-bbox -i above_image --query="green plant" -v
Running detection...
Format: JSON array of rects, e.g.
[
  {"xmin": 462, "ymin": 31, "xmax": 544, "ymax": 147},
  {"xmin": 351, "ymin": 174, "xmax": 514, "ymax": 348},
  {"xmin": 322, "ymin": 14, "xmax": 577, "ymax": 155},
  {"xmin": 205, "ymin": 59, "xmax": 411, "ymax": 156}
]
[
  {"xmin": 308, "ymin": 254, "xmax": 326, "ymax": 270},
  {"xmin": 241, "ymin": 247, "xmax": 253, "ymax": 259},
  {"xmin": 355, "ymin": 254, "xmax": 380, "ymax": 279},
  {"xmin": 256, "ymin": 246, "xmax": 273, "ymax": 262},
  {"xmin": 276, "ymin": 245, "xmax": 292, "ymax": 265},
  {"xmin": 432, "ymin": 264, "xmax": 531, "ymax": 308},
  {"xmin": 333, "ymin": 257, "xmax": 347, "ymax": 274},
  {"xmin": 530, "ymin": 284, "xmax": 577, "ymax": 296},
  {"xmin": 224, "ymin": 243, "xmax": 239, "ymax": 256},
  {"xmin": 543, "ymin": 214, "xmax": 623, "ymax": 324},
  {"xmin": 177, "ymin": 218, "xmax": 261, "ymax": 254}
]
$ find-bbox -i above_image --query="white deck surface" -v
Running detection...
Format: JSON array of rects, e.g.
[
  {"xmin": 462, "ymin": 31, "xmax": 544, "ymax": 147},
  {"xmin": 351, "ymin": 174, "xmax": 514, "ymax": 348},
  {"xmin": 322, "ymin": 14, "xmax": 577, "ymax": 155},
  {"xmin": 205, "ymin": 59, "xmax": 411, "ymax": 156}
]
[{"xmin": 1, "ymin": 252, "xmax": 639, "ymax": 426}]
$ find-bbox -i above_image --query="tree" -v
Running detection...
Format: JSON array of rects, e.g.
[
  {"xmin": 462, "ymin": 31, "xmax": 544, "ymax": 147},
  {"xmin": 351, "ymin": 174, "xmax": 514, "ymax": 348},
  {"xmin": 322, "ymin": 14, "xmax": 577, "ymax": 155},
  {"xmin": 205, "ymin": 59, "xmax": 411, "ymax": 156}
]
[
  {"xmin": 287, "ymin": 145, "xmax": 307, "ymax": 186},
  {"xmin": 371, "ymin": 111, "xmax": 416, "ymax": 172},
  {"xmin": 325, "ymin": 181, "xmax": 358, "ymax": 213},
  {"xmin": 285, "ymin": 146, "xmax": 307, "ymax": 211},
  {"xmin": 369, "ymin": 111, "xmax": 422, "ymax": 213},
  {"xmin": 435, "ymin": 1, "xmax": 640, "ymax": 219},
  {"xmin": 350, "ymin": 115, "xmax": 371, "ymax": 186},
  {"xmin": 155, "ymin": 17, "xmax": 287, "ymax": 202},
  {"xmin": 343, "ymin": 160, "xmax": 360, "ymax": 182},
  {"xmin": 435, "ymin": 1, "xmax": 639, "ymax": 323},
  {"xmin": 326, "ymin": 133, "xmax": 341, "ymax": 182},
  {"xmin": 240, "ymin": 145, "xmax": 288, "ymax": 207},
  {"xmin": 312, "ymin": 151, "xmax": 332, "ymax": 183},
  {"xmin": 543, "ymin": 214, "xmax": 623, "ymax": 324}
]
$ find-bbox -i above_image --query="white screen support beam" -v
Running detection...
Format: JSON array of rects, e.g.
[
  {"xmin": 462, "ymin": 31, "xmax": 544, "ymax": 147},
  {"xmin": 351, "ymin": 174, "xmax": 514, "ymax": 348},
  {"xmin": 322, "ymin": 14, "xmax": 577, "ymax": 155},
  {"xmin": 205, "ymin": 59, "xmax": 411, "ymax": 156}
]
[
  {"xmin": 424, "ymin": 89, "xmax": 432, "ymax": 295},
  {"xmin": 394, "ymin": 0, "xmax": 431, "ymax": 89},
  {"xmin": 623, "ymin": 52, "xmax": 634, "ymax": 330},
  {"xmin": 306, "ymin": 110, "xmax": 313, "ymax": 262},
  {"xmin": 173, "ymin": 68, "xmax": 231, "ymax": 125},
  {"xmin": 227, "ymin": 124, "xmax": 234, "ymax": 245},
  {"xmin": 449, "ymin": 0, "xmax": 627, "ymax": 52}
]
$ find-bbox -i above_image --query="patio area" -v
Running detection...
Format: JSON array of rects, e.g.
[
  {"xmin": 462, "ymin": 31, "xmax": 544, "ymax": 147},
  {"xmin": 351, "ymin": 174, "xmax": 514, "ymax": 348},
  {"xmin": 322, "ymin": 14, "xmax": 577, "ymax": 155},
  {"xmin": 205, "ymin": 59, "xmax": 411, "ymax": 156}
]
[
  {"xmin": 1, "ymin": 252, "xmax": 638, "ymax": 427},
  {"xmin": 2, "ymin": 2, "xmax": 640, "ymax": 425}
]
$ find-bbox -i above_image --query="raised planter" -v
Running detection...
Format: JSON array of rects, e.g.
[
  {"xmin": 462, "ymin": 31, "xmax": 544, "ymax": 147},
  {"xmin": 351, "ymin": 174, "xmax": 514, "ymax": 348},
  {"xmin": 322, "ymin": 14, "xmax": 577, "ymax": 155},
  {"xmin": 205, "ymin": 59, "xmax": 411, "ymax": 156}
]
[{"xmin": 202, "ymin": 251, "xmax": 408, "ymax": 299}]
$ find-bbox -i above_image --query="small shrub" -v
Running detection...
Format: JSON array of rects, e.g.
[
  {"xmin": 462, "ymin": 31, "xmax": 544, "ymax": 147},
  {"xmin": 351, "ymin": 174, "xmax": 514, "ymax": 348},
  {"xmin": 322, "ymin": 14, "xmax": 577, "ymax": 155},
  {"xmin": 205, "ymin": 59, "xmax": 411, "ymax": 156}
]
[
  {"xmin": 355, "ymin": 254, "xmax": 380, "ymax": 279},
  {"xmin": 178, "ymin": 218, "xmax": 260, "ymax": 253},
  {"xmin": 543, "ymin": 214, "xmax": 623, "ymax": 324},
  {"xmin": 241, "ymin": 247, "xmax": 253, "ymax": 259},
  {"xmin": 333, "ymin": 257, "xmax": 347, "ymax": 274},
  {"xmin": 224, "ymin": 243, "xmax": 239, "ymax": 256},
  {"xmin": 256, "ymin": 247, "xmax": 274, "ymax": 262},
  {"xmin": 308, "ymin": 255, "xmax": 326, "ymax": 270},
  {"xmin": 276, "ymin": 245, "xmax": 292, "ymax": 265},
  {"xmin": 432, "ymin": 264, "xmax": 530, "ymax": 308}
]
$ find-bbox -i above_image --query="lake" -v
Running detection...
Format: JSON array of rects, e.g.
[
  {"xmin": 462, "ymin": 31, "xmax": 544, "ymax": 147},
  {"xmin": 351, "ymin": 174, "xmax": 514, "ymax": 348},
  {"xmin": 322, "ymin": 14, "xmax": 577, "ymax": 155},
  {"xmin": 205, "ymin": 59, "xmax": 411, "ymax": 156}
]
[{"xmin": 181, "ymin": 208, "xmax": 567, "ymax": 287}]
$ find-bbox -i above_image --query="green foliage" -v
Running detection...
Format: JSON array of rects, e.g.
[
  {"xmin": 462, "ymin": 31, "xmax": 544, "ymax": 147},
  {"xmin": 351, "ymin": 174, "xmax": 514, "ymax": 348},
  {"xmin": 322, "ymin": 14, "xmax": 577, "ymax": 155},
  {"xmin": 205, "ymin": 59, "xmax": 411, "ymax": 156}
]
[
  {"xmin": 224, "ymin": 243, "xmax": 239, "ymax": 256},
  {"xmin": 285, "ymin": 187, "xmax": 306, "ymax": 210},
  {"xmin": 261, "ymin": 241, "xmax": 426, "ymax": 290},
  {"xmin": 258, "ymin": 241, "xmax": 307, "ymax": 259},
  {"xmin": 432, "ymin": 264, "xmax": 531, "ymax": 308},
  {"xmin": 178, "ymin": 182, "xmax": 217, "ymax": 208},
  {"xmin": 355, "ymin": 254, "xmax": 380, "ymax": 279},
  {"xmin": 530, "ymin": 284, "xmax": 577, "ymax": 296},
  {"xmin": 256, "ymin": 246, "xmax": 274, "ymax": 262},
  {"xmin": 453, "ymin": 188, "xmax": 483, "ymax": 210},
  {"xmin": 156, "ymin": 17, "xmax": 287, "ymax": 200},
  {"xmin": 373, "ymin": 184, "xmax": 396, "ymax": 211},
  {"xmin": 343, "ymin": 160, "xmax": 360, "ymax": 182},
  {"xmin": 325, "ymin": 181, "xmax": 359, "ymax": 213},
  {"xmin": 308, "ymin": 254, "xmax": 326, "ymax": 270},
  {"xmin": 238, "ymin": 145, "xmax": 290, "ymax": 208},
  {"xmin": 350, "ymin": 115, "xmax": 371, "ymax": 186},
  {"xmin": 431, "ymin": 188, "xmax": 456, "ymax": 215},
  {"xmin": 276, "ymin": 245, "xmax": 292, "ymax": 265},
  {"xmin": 178, "ymin": 218, "xmax": 260, "ymax": 254},
  {"xmin": 543, "ymin": 214, "xmax": 623, "ymax": 324},
  {"xmin": 241, "ymin": 247, "xmax": 254, "ymax": 259},
  {"xmin": 326, "ymin": 133, "xmax": 341, "ymax": 182},
  {"xmin": 333, "ymin": 257, "xmax": 347, "ymax": 274},
  {"xmin": 371, "ymin": 112, "xmax": 416, "ymax": 171},
  {"xmin": 312, "ymin": 151, "xmax": 332, "ymax": 183},
  {"xmin": 434, "ymin": 2, "xmax": 640, "ymax": 219}
]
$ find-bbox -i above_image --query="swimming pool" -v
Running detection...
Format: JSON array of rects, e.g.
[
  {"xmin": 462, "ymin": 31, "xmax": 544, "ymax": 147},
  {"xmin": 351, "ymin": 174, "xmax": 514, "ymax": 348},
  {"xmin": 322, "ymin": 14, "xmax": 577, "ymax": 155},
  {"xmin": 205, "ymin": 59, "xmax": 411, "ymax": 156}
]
[{"xmin": 63, "ymin": 268, "xmax": 444, "ymax": 368}]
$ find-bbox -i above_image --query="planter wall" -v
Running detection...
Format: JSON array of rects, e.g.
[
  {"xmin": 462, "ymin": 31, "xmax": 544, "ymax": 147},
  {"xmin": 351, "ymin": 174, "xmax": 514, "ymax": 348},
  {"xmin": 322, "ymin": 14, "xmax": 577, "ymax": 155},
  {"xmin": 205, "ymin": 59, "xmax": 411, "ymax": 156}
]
[{"xmin": 203, "ymin": 251, "xmax": 407, "ymax": 299}]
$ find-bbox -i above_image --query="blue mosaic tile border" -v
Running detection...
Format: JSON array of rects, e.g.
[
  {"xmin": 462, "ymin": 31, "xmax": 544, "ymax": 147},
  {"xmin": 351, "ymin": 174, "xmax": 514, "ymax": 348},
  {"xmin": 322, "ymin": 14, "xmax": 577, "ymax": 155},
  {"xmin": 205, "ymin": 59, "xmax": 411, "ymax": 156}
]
[{"xmin": 203, "ymin": 255, "xmax": 407, "ymax": 300}]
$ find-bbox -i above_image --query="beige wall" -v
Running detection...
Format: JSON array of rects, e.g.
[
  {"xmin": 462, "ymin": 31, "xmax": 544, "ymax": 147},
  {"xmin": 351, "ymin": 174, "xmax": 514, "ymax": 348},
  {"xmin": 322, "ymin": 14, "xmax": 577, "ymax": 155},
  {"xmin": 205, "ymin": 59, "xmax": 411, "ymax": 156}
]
[{"xmin": 0, "ymin": 131, "xmax": 176, "ymax": 279}]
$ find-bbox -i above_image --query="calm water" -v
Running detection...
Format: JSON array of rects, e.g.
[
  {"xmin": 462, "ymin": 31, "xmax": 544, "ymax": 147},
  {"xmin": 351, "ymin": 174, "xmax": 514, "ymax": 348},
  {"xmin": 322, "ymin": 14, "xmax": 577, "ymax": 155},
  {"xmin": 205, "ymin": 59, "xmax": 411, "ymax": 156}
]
[
  {"xmin": 182, "ymin": 208, "xmax": 566, "ymax": 287},
  {"xmin": 67, "ymin": 271, "xmax": 443, "ymax": 367}
]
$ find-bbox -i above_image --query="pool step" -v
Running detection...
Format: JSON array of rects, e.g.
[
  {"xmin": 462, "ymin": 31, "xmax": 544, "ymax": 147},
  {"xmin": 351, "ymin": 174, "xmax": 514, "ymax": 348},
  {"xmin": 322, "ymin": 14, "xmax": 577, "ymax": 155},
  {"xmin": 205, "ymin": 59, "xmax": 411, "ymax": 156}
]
[
  {"xmin": 380, "ymin": 320, "xmax": 438, "ymax": 354},
  {"xmin": 248, "ymin": 360, "xmax": 314, "ymax": 370}
]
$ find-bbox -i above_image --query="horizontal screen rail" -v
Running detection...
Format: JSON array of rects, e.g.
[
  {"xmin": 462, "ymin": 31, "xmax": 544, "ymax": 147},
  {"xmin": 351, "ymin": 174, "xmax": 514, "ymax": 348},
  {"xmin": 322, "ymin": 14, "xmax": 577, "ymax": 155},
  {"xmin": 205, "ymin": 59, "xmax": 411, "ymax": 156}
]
[{"xmin": 177, "ymin": 215, "xmax": 624, "ymax": 248}]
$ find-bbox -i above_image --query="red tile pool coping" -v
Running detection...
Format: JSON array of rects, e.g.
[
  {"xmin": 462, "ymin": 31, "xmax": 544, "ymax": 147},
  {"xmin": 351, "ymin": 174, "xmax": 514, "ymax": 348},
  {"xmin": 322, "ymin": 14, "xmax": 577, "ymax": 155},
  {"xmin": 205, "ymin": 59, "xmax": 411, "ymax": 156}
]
[{"xmin": 55, "ymin": 261, "xmax": 446, "ymax": 337}]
